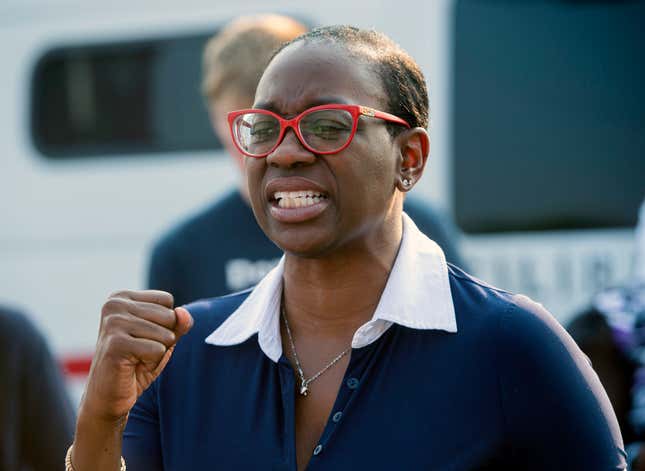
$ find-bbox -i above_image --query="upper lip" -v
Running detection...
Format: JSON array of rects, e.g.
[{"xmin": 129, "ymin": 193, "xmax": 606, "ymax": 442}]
[{"xmin": 265, "ymin": 177, "xmax": 329, "ymax": 202}]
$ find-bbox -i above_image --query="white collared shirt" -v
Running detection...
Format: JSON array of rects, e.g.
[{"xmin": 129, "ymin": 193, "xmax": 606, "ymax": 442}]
[{"xmin": 205, "ymin": 213, "xmax": 457, "ymax": 362}]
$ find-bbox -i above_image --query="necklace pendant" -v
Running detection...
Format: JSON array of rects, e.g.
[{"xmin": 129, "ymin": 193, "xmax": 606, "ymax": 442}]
[{"xmin": 299, "ymin": 383, "xmax": 309, "ymax": 396}]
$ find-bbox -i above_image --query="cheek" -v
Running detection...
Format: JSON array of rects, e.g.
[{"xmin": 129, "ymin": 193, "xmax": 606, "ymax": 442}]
[
  {"xmin": 326, "ymin": 156, "xmax": 393, "ymax": 238},
  {"xmin": 341, "ymin": 140, "xmax": 396, "ymax": 202},
  {"xmin": 244, "ymin": 159, "xmax": 267, "ymax": 206}
]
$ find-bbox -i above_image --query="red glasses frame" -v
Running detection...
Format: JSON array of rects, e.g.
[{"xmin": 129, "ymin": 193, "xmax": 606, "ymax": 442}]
[{"xmin": 227, "ymin": 104, "xmax": 410, "ymax": 158}]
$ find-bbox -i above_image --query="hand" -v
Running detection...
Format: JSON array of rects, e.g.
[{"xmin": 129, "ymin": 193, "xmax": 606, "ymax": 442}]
[{"xmin": 80, "ymin": 290, "xmax": 193, "ymax": 422}]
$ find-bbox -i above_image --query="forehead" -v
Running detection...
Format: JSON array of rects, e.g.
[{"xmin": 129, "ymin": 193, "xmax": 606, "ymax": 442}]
[{"xmin": 254, "ymin": 41, "xmax": 386, "ymax": 114}]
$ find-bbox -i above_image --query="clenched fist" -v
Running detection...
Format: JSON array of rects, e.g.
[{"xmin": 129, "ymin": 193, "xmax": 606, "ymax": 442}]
[{"xmin": 80, "ymin": 290, "xmax": 193, "ymax": 422}]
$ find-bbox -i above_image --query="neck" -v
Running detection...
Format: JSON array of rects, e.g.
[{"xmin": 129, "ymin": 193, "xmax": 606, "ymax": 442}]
[{"xmin": 282, "ymin": 212, "xmax": 403, "ymax": 339}]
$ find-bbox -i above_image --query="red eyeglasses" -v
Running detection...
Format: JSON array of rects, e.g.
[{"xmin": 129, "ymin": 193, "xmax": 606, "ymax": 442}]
[{"xmin": 227, "ymin": 104, "xmax": 410, "ymax": 158}]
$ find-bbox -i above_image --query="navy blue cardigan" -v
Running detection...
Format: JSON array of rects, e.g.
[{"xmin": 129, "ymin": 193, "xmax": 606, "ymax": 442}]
[{"xmin": 123, "ymin": 265, "xmax": 626, "ymax": 470}]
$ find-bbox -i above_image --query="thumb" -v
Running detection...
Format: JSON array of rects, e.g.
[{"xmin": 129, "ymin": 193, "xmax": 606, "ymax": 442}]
[{"xmin": 174, "ymin": 306, "xmax": 194, "ymax": 338}]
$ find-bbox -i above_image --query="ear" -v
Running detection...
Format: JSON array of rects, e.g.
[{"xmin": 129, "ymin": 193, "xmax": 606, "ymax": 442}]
[{"xmin": 395, "ymin": 127, "xmax": 430, "ymax": 192}]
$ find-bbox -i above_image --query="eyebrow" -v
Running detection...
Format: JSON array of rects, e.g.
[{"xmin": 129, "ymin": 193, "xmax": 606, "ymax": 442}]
[{"xmin": 254, "ymin": 96, "xmax": 351, "ymax": 114}]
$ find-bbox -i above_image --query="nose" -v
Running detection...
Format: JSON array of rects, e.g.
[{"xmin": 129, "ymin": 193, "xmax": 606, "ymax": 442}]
[{"xmin": 266, "ymin": 128, "xmax": 316, "ymax": 169}]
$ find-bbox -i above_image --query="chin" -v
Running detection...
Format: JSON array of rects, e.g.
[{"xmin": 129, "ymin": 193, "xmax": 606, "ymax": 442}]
[
  {"xmin": 261, "ymin": 211, "xmax": 377, "ymax": 260},
  {"xmin": 269, "ymin": 229, "xmax": 335, "ymax": 259},
  {"xmin": 255, "ymin": 204, "xmax": 341, "ymax": 258}
]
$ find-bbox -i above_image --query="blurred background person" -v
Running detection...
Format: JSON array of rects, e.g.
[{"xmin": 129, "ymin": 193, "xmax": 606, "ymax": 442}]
[
  {"xmin": 0, "ymin": 305, "xmax": 75, "ymax": 470},
  {"xmin": 567, "ymin": 198, "xmax": 645, "ymax": 469},
  {"xmin": 146, "ymin": 13, "xmax": 465, "ymax": 306}
]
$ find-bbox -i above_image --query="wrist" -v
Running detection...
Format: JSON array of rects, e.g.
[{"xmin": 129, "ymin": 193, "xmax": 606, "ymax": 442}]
[
  {"xmin": 77, "ymin": 394, "xmax": 129, "ymax": 427},
  {"xmin": 72, "ymin": 406, "xmax": 128, "ymax": 471},
  {"xmin": 75, "ymin": 406, "xmax": 128, "ymax": 445},
  {"xmin": 67, "ymin": 443, "xmax": 126, "ymax": 471}
]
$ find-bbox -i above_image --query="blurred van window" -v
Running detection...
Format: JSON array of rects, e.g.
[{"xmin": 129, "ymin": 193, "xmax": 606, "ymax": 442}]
[
  {"xmin": 453, "ymin": 0, "xmax": 645, "ymax": 234},
  {"xmin": 31, "ymin": 33, "xmax": 220, "ymax": 158}
]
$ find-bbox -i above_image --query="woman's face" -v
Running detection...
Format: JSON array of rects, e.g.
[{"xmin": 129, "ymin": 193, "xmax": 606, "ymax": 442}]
[{"xmin": 245, "ymin": 41, "xmax": 404, "ymax": 257}]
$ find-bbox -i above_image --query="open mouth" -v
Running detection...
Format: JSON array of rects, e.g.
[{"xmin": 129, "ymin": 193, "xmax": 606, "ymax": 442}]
[{"xmin": 272, "ymin": 190, "xmax": 329, "ymax": 209}]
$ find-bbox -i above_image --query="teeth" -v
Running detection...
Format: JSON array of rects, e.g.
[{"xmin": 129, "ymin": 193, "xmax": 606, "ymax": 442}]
[
  {"xmin": 274, "ymin": 190, "xmax": 327, "ymax": 208},
  {"xmin": 274, "ymin": 190, "xmax": 324, "ymax": 200}
]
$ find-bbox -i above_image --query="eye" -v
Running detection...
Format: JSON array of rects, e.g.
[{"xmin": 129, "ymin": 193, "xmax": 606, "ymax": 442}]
[
  {"xmin": 250, "ymin": 120, "xmax": 279, "ymax": 142},
  {"xmin": 301, "ymin": 109, "xmax": 353, "ymax": 142},
  {"xmin": 307, "ymin": 119, "xmax": 350, "ymax": 139}
]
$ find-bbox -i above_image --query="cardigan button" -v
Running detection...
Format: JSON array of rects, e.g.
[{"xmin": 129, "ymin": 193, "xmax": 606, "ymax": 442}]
[
  {"xmin": 313, "ymin": 444, "xmax": 323, "ymax": 456},
  {"xmin": 346, "ymin": 377, "xmax": 360, "ymax": 389}
]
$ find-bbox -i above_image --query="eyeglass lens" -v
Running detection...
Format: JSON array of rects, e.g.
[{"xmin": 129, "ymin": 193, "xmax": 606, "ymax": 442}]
[{"xmin": 234, "ymin": 109, "xmax": 354, "ymax": 156}]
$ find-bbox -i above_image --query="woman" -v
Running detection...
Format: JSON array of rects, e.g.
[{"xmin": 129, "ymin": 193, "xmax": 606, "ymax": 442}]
[{"xmin": 69, "ymin": 26, "xmax": 626, "ymax": 470}]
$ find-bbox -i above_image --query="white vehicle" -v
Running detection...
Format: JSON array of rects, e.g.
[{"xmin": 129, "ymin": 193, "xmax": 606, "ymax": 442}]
[{"xmin": 1, "ymin": 0, "xmax": 642, "ymax": 402}]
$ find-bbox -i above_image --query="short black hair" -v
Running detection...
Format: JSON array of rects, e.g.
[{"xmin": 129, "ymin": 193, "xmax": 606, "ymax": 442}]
[{"xmin": 271, "ymin": 25, "xmax": 429, "ymax": 137}]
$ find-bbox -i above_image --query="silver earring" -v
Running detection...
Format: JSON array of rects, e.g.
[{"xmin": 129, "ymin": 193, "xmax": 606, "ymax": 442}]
[{"xmin": 402, "ymin": 178, "xmax": 412, "ymax": 188}]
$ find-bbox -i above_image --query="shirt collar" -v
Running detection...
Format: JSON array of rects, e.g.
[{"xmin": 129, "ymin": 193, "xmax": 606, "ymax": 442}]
[{"xmin": 205, "ymin": 213, "xmax": 457, "ymax": 362}]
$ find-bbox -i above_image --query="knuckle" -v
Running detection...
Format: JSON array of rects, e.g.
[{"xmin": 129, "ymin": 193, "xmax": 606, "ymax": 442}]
[
  {"xmin": 103, "ymin": 333, "xmax": 128, "ymax": 352},
  {"xmin": 150, "ymin": 290, "xmax": 173, "ymax": 308},
  {"xmin": 163, "ymin": 291, "xmax": 174, "ymax": 307},
  {"xmin": 101, "ymin": 297, "xmax": 128, "ymax": 317},
  {"xmin": 101, "ymin": 312, "xmax": 128, "ymax": 332},
  {"xmin": 108, "ymin": 289, "xmax": 132, "ymax": 300}
]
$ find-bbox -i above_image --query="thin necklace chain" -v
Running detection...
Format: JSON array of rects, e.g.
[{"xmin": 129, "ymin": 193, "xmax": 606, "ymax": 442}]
[{"xmin": 281, "ymin": 302, "xmax": 351, "ymax": 397}]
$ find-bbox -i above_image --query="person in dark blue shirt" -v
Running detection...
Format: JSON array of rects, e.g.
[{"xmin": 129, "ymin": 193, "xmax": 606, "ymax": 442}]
[
  {"xmin": 147, "ymin": 15, "xmax": 464, "ymax": 306},
  {"xmin": 124, "ymin": 217, "xmax": 626, "ymax": 470},
  {"xmin": 69, "ymin": 25, "xmax": 625, "ymax": 470}
]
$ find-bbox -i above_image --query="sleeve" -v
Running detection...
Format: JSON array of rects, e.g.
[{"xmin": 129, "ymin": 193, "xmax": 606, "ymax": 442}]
[
  {"xmin": 402, "ymin": 196, "xmax": 466, "ymax": 268},
  {"xmin": 497, "ymin": 297, "xmax": 627, "ymax": 470},
  {"xmin": 122, "ymin": 381, "xmax": 164, "ymax": 470},
  {"xmin": 18, "ymin": 313, "xmax": 76, "ymax": 471}
]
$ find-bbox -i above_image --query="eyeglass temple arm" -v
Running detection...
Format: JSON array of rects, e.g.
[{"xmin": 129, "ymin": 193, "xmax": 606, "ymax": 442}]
[{"xmin": 359, "ymin": 106, "xmax": 410, "ymax": 128}]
